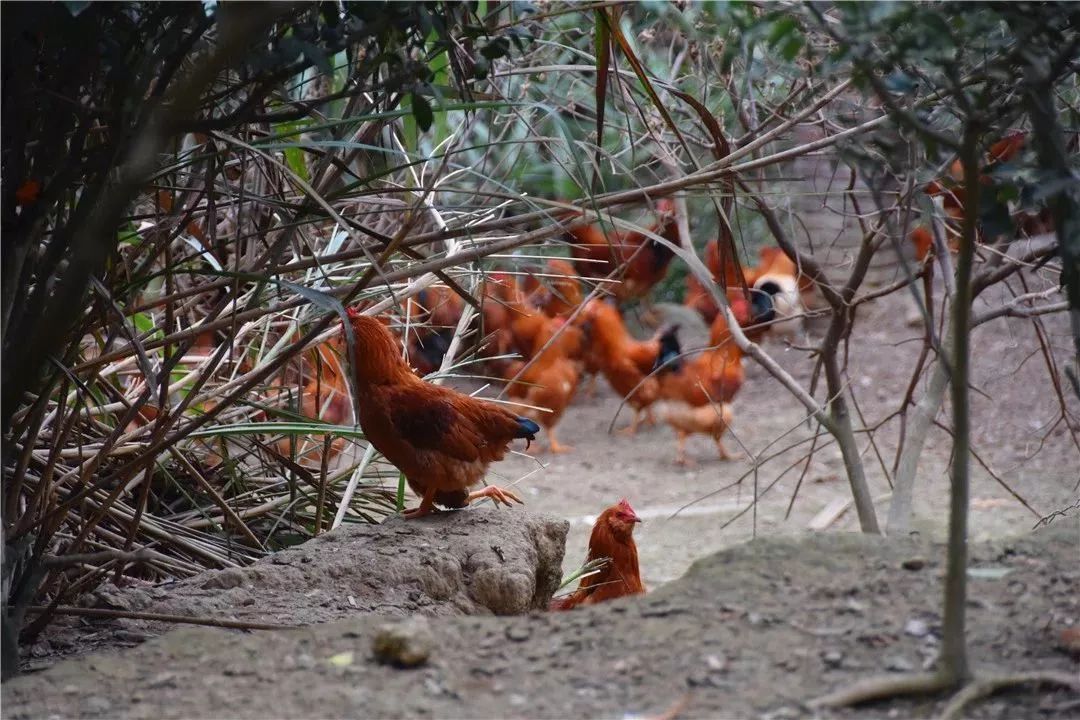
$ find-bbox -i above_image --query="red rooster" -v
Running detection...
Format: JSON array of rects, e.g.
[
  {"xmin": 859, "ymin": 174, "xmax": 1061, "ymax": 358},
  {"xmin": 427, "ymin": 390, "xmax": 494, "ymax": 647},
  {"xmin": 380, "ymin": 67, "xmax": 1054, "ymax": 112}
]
[{"xmin": 550, "ymin": 499, "xmax": 645, "ymax": 610}]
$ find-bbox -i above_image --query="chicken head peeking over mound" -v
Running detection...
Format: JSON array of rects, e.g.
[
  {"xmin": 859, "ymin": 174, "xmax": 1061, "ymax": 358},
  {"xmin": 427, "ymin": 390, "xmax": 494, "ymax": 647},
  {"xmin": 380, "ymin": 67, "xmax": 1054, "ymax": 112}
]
[
  {"xmin": 346, "ymin": 307, "xmax": 539, "ymax": 519},
  {"xmin": 550, "ymin": 499, "xmax": 645, "ymax": 610}
]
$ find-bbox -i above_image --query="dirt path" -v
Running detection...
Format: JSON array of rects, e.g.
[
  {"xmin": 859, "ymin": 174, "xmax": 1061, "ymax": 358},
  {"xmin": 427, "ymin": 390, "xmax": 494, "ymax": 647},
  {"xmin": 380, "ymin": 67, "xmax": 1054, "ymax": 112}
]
[
  {"xmin": 494, "ymin": 290, "xmax": 1078, "ymax": 587},
  {"xmin": 6, "ymin": 521, "xmax": 1078, "ymax": 719}
]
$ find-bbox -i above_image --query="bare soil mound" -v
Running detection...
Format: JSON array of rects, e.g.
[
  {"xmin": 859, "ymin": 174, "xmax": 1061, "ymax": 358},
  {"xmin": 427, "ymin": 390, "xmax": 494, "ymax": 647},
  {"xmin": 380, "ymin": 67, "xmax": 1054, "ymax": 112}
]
[{"xmin": 25, "ymin": 509, "xmax": 567, "ymax": 666}]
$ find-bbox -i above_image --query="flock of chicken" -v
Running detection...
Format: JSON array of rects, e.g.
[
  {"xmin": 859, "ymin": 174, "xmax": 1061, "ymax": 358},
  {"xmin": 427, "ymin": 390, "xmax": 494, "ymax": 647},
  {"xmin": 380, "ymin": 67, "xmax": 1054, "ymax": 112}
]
[
  {"xmin": 339, "ymin": 200, "xmax": 814, "ymax": 609},
  {"xmin": 278, "ymin": 127, "xmax": 1050, "ymax": 609},
  {"xmin": 402, "ymin": 199, "xmax": 811, "ymax": 465},
  {"xmin": 112, "ymin": 128, "xmax": 1050, "ymax": 611}
]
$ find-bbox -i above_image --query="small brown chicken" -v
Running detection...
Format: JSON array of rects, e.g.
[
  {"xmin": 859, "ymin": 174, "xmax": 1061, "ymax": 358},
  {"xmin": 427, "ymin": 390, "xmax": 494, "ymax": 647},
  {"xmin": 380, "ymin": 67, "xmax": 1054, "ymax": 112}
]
[
  {"xmin": 274, "ymin": 337, "xmax": 353, "ymax": 466},
  {"xmin": 520, "ymin": 258, "xmax": 584, "ymax": 318},
  {"xmin": 577, "ymin": 299, "xmax": 680, "ymax": 434},
  {"xmin": 475, "ymin": 271, "xmax": 524, "ymax": 371},
  {"xmin": 913, "ymin": 130, "xmax": 1049, "ymax": 257},
  {"xmin": 405, "ymin": 285, "xmax": 466, "ymax": 375},
  {"xmin": 656, "ymin": 402, "xmax": 735, "ymax": 466},
  {"xmin": 346, "ymin": 308, "xmax": 539, "ymax": 519},
  {"xmin": 502, "ymin": 315, "xmax": 584, "ymax": 454},
  {"xmin": 654, "ymin": 314, "xmax": 746, "ymax": 464},
  {"xmin": 550, "ymin": 499, "xmax": 645, "ymax": 610},
  {"xmin": 568, "ymin": 199, "xmax": 679, "ymax": 301}
]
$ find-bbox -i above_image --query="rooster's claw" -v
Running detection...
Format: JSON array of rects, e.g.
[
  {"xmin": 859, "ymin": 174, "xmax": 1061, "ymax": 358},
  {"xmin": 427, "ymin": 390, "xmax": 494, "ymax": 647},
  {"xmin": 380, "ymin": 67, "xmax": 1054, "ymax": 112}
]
[{"xmin": 468, "ymin": 485, "xmax": 523, "ymax": 509}]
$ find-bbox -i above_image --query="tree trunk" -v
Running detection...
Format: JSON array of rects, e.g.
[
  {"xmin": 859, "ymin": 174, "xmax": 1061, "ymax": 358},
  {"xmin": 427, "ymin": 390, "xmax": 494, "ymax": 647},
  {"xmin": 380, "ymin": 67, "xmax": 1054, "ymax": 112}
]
[
  {"xmin": 887, "ymin": 320, "xmax": 953, "ymax": 534},
  {"xmin": 938, "ymin": 134, "xmax": 981, "ymax": 685}
]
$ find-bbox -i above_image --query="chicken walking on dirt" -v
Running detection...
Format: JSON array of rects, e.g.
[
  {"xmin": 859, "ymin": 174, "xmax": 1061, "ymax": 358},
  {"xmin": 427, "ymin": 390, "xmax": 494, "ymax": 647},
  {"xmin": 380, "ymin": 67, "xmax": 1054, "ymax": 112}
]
[
  {"xmin": 550, "ymin": 499, "xmax": 645, "ymax": 610},
  {"xmin": 346, "ymin": 308, "xmax": 539, "ymax": 519},
  {"xmin": 577, "ymin": 298, "xmax": 680, "ymax": 434},
  {"xmin": 502, "ymin": 312, "xmax": 585, "ymax": 454}
]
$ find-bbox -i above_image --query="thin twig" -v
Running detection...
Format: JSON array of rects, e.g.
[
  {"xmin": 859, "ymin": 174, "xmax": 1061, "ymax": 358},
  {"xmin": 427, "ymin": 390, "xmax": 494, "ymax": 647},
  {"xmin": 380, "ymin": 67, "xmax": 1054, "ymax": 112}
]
[{"xmin": 25, "ymin": 606, "xmax": 296, "ymax": 631}]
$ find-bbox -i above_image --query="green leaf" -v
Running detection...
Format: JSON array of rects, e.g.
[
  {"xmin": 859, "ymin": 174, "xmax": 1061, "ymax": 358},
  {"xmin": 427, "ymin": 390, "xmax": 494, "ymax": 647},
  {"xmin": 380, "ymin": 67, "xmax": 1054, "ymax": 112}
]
[
  {"xmin": 593, "ymin": 9, "xmax": 612, "ymax": 192},
  {"xmin": 131, "ymin": 312, "xmax": 164, "ymax": 342},
  {"xmin": 779, "ymin": 33, "xmax": 804, "ymax": 61},
  {"xmin": 396, "ymin": 471, "xmax": 406, "ymax": 513},
  {"xmin": 272, "ymin": 119, "xmax": 312, "ymax": 183},
  {"xmin": 766, "ymin": 16, "xmax": 797, "ymax": 47},
  {"xmin": 284, "ymin": 147, "xmax": 309, "ymax": 183},
  {"xmin": 118, "ymin": 223, "xmax": 142, "ymax": 246},
  {"xmin": 411, "ymin": 92, "xmax": 434, "ymax": 132}
]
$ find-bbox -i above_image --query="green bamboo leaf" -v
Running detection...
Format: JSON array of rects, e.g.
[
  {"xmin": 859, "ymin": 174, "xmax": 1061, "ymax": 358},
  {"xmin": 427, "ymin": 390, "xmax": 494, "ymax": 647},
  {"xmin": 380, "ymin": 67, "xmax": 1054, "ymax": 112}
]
[
  {"xmin": 605, "ymin": 10, "xmax": 695, "ymax": 164},
  {"xmin": 593, "ymin": 9, "xmax": 611, "ymax": 193},
  {"xmin": 272, "ymin": 120, "xmax": 312, "ymax": 183},
  {"xmin": 668, "ymin": 88, "xmax": 743, "ymax": 288},
  {"xmin": 131, "ymin": 312, "xmax": 162, "ymax": 340},
  {"xmin": 411, "ymin": 92, "xmax": 434, "ymax": 133},
  {"xmin": 118, "ymin": 222, "xmax": 142, "ymax": 246},
  {"xmin": 766, "ymin": 16, "xmax": 797, "ymax": 47}
]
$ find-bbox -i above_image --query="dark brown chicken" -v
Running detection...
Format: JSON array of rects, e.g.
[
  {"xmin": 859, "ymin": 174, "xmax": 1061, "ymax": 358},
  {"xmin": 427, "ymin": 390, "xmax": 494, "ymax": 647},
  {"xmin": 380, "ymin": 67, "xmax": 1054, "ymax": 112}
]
[{"xmin": 346, "ymin": 308, "xmax": 539, "ymax": 519}]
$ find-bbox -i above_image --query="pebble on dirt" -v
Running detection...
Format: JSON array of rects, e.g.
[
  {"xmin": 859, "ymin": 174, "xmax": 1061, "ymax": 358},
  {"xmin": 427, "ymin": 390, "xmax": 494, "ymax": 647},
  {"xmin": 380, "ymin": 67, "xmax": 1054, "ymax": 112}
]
[{"xmin": 373, "ymin": 617, "xmax": 435, "ymax": 668}]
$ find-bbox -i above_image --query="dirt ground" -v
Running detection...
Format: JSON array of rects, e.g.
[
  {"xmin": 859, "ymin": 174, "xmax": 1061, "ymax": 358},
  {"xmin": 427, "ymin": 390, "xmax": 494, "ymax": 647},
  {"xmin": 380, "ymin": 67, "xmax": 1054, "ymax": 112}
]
[
  {"xmin": 6, "ymin": 520, "xmax": 1078, "ymax": 719},
  {"xmin": 8, "ymin": 280, "xmax": 1080, "ymax": 717}
]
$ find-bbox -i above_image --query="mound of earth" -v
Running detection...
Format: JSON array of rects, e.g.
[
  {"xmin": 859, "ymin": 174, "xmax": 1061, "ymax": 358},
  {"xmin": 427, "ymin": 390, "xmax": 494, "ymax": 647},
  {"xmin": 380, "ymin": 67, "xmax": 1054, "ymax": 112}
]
[
  {"xmin": 6, "ymin": 518, "xmax": 1077, "ymax": 719},
  {"xmin": 25, "ymin": 509, "xmax": 567, "ymax": 666}
]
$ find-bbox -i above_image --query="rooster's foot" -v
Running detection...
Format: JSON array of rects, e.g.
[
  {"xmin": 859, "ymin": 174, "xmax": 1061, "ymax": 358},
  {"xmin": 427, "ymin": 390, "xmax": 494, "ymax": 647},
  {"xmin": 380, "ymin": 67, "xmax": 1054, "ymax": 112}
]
[
  {"xmin": 468, "ymin": 485, "xmax": 524, "ymax": 509},
  {"xmin": 714, "ymin": 440, "xmax": 737, "ymax": 461},
  {"xmin": 403, "ymin": 487, "xmax": 438, "ymax": 519},
  {"xmin": 548, "ymin": 432, "xmax": 573, "ymax": 454}
]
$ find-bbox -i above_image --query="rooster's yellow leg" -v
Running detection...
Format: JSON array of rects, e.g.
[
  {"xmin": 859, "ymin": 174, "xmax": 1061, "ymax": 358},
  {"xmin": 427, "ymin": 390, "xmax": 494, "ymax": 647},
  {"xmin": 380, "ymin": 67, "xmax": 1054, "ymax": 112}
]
[
  {"xmin": 403, "ymin": 485, "xmax": 439, "ymax": 519},
  {"xmin": 617, "ymin": 410, "xmax": 642, "ymax": 436},
  {"xmin": 674, "ymin": 432, "xmax": 694, "ymax": 466},
  {"xmin": 714, "ymin": 436, "xmax": 734, "ymax": 461},
  {"xmin": 548, "ymin": 429, "xmax": 574, "ymax": 454}
]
